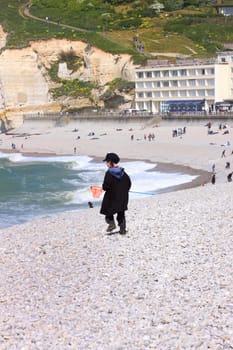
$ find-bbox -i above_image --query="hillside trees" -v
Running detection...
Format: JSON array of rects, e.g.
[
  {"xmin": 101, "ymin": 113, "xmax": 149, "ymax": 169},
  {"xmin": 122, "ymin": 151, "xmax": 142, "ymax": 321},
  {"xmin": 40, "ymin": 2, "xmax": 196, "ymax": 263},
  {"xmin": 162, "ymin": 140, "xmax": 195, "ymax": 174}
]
[{"xmin": 162, "ymin": 0, "xmax": 184, "ymax": 11}]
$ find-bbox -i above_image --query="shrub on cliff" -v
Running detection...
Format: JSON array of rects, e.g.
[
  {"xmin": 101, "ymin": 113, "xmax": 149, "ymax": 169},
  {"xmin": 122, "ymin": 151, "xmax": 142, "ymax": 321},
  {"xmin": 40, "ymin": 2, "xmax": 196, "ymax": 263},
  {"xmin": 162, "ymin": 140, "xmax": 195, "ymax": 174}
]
[
  {"xmin": 101, "ymin": 78, "xmax": 134, "ymax": 101},
  {"xmin": 50, "ymin": 79, "xmax": 95, "ymax": 99},
  {"xmin": 58, "ymin": 50, "xmax": 84, "ymax": 72}
]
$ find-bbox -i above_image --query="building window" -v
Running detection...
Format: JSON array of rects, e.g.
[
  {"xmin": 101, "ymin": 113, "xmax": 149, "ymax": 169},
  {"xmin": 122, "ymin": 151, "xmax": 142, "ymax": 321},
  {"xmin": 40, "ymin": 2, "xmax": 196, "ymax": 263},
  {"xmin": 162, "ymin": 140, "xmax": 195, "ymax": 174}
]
[
  {"xmin": 163, "ymin": 81, "xmax": 169, "ymax": 87},
  {"xmin": 137, "ymin": 102, "xmax": 144, "ymax": 110},
  {"xmin": 136, "ymin": 82, "xmax": 144, "ymax": 88},
  {"xmin": 154, "ymin": 81, "xmax": 161, "ymax": 87},
  {"xmin": 180, "ymin": 90, "xmax": 187, "ymax": 97},
  {"xmin": 145, "ymin": 82, "xmax": 153, "ymax": 88},
  {"xmin": 207, "ymin": 90, "xmax": 214, "ymax": 96},
  {"xmin": 205, "ymin": 68, "xmax": 214, "ymax": 75},
  {"xmin": 171, "ymin": 70, "xmax": 178, "ymax": 76},
  {"xmin": 197, "ymin": 90, "xmax": 205, "ymax": 96},
  {"xmin": 162, "ymin": 91, "xmax": 169, "ymax": 97},
  {"xmin": 154, "ymin": 91, "xmax": 160, "ymax": 97},
  {"xmin": 137, "ymin": 72, "xmax": 144, "ymax": 78},
  {"xmin": 202, "ymin": 69, "xmax": 205, "ymax": 75},
  {"xmin": 188, "ymin": 90, "xmax": 196, "ymax": 97},
  {"xmin": 137, "ymin": 92, "xmax": 144, "ymax": 98},
  {"xmin": 171, "ymin": 91, "xmax": 178, "ymax": 97},
  {"xmin": 146, "ymin": 71, "xmax": 152, "ymax": 78},
  {"xmin": 180, "ymin": 80, "xmax": 187, "ymax": 87},
  {"xmin": 188, "ymin": 79, "xmax": 196, "ymax": 86},
  {"xmin": 198, "ymin": 79, "xmax": 205, "ymax": 86},
  {"xmin": 189, "ymin": 69, "xmax": 196, "ymax": 76},
  {"xmin": 163, "ymin": 70, "xmax": 169, "ymax": 77},
  {"xmin": 146, "ymin": 92, "xmax": 152, "ymax": 98},
  {"xmin": 171, "ymin": 80, "xmax": 178, "ymax": 87},
  {"xmin": 206, "ymin": 79, "xmax": 214, "ymax": 86},
  {"xmin": 181, "ymin": 69, "xmax": 187, "ymax": 76},
  {"xmin": 154, "ymin": 71, "xmax": 160, "ymax": 78}
]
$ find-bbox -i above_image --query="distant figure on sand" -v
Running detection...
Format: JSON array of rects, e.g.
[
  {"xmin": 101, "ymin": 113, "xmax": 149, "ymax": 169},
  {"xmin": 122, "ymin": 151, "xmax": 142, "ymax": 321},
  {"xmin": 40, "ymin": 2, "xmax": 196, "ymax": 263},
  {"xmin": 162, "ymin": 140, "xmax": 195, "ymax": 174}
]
[
  {"xmin": 212, "ymin": 164, "xmax": 216, "ymax": 173},
  {"xmin": 227, "ymin": 172, "xmax": 233, "ymax": 182},
  {"xmin": 221, "ymin": 149, "xmax": 226, "ymax": 158},
  {"xmin": 100, "ymin": 153, "xmax": 131, "ymax": 235},
  {"xmin": 211, "ymin": 173, "xmax": 216, "ymax": 184},
  {"xmin": 226, "ymin": 162, "xmax": 230, "ymax": 169}
]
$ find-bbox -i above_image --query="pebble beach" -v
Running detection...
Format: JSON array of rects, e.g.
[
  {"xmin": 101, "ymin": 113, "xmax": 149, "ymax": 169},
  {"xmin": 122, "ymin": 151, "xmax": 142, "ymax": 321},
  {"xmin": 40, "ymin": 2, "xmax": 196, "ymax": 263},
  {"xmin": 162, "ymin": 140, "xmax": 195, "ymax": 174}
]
[{"xmin": 1, "ymin": 119, "xmax": 233, "ymax": 349}]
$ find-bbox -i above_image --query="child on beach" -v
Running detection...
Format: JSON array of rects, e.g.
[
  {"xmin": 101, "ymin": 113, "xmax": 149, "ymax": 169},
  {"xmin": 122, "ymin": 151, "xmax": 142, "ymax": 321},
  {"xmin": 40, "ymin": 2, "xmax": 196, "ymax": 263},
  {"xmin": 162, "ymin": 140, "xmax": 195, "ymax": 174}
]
[{"xmin": 100, "ymin": 153, "xmax": 131, "ymax": 235}]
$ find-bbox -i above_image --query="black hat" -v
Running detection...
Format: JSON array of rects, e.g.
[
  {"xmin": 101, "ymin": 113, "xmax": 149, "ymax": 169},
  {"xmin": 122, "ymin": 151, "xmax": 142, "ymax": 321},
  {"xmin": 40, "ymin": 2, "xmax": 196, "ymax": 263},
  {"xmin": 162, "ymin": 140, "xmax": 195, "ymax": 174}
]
[{"xmin": 103, "ymin": 152, "xmax": 120, "ymax": 164}]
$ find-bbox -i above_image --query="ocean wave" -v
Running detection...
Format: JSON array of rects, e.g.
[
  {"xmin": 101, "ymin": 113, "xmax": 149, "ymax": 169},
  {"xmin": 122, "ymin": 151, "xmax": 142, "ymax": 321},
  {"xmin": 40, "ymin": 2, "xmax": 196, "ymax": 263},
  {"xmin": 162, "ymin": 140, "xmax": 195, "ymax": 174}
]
[
  {"xmin": 0, "ymin": 152, "xmax": 93, "ymax": 166},
  {"xmin": 0, "ymin": 155, "xmax": 197, "ymax": 227}
]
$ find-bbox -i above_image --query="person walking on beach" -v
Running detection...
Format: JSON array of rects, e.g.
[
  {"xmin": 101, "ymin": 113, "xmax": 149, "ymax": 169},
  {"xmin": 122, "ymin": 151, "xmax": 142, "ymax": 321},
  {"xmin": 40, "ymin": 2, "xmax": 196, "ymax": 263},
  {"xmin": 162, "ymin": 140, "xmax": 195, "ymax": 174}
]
[
  {"xmin": 100, "ymin": 153, "xmax": 131, "ymax": 235},
  {"xmin": 211, "ymin": 173, "xmax": 216, "ymax": 184},
  {"xmin": 227, "ymin": 172, "xmax": 233, "ymax": 182}
]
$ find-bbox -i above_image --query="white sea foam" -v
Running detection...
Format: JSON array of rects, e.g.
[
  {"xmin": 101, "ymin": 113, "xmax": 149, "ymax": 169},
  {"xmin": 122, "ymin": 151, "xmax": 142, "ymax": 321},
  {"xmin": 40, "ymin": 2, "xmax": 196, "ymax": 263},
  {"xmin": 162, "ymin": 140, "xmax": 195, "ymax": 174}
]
[
  {"xmin": 0, "ymin": 152, "xmax": 196, "ymax": 204},
  {"xmin": 71, "ymin": 187, "xmax": 97, "ymax": 204},
  {"xmin": 0, "ymin": 152, "xmax": 93, "ymax": 166}
]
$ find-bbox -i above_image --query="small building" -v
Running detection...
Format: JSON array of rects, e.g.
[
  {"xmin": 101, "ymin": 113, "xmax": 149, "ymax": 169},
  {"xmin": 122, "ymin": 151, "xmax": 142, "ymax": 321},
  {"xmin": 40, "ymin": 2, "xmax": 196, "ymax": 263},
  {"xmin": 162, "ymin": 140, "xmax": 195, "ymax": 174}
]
[
  {"xmin": 135, "ymin": 52, "xmax": 233, "ymax": 114},
  {"xmin": 215, "ymin": 4, "xmax": 233, "ymax": 16}
]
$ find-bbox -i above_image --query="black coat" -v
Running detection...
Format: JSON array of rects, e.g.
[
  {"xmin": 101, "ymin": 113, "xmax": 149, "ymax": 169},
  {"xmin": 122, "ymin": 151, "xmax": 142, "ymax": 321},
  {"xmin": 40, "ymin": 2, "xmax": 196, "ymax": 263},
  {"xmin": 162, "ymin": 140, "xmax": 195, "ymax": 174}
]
[{"xmin": 100, "ymin": 168, "xmax": 131, "ymax": 216}]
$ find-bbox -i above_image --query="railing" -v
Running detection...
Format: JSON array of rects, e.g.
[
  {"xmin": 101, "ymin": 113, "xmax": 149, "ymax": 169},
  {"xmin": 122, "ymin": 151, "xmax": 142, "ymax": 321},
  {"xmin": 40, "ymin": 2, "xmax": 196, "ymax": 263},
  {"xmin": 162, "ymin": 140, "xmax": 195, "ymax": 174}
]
[
  {"xmin": 162, "ymin": 111, "xmax": 233, "ymax": 119},
  {"xmin": 23, "ymin": 112, "xmax": 61, "ymax": 120},
  {"xmin": 23, "ymin": 111, "xmax": 155, "ymax": 120},
  {"xmin": 23, "ymin": 111, "xmax": 233, "ymax": 121}
]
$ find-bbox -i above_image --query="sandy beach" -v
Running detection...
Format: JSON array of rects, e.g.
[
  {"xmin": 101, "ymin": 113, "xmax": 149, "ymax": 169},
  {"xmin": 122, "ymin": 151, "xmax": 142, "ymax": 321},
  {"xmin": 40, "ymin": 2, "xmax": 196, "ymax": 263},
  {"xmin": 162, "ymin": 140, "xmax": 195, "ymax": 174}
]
[{"xmin": 0, "ymin": 118, "xmax": 233, "ymax": 349}]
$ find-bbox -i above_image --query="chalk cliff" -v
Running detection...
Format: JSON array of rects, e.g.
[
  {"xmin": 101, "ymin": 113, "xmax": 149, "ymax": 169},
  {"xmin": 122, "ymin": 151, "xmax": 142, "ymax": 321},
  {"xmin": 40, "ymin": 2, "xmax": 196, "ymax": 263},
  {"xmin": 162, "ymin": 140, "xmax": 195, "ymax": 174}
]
[{"xmin": 0, "ymin": 26, "xmax": 136, "ymax": 129}]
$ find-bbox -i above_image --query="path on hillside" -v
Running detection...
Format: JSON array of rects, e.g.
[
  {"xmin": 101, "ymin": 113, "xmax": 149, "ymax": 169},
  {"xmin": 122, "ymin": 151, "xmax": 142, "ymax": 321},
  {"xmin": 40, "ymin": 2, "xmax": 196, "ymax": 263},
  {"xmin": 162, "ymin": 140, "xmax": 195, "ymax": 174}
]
[
  {"xmin": 19, "ymin": 1, "xmax": 130, "ymax": 50},
  {"xmin": 18, "ymin": 2, "xmax": 194, "ymax": 58},
  {"xmin": 19, "ymin": 1, "xmax": 90, "ymax": 33}
]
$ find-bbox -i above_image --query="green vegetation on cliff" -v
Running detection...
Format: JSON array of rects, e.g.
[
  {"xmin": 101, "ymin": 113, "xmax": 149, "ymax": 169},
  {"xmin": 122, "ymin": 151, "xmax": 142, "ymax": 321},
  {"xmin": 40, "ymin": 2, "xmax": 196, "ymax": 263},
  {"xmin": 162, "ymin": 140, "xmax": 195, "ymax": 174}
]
[
  {"xmin": 50, "ymin": 79, "xmax": 95, "ymax": 99},
  {"xmin": 47, "ymin": 52, "xmax": 95, "ymax": 99},
  {"xmin": 0, "ymin": 0, "xmax": 233, "ymax": 58}
]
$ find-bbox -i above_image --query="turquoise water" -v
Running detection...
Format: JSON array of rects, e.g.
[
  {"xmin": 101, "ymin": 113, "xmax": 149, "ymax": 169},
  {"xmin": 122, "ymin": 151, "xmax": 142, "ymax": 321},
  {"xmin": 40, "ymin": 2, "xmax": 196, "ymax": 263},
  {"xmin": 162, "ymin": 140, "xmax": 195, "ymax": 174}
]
[{"xmin": 0, "ymin": 153, "xmax": 196, "ymax": 228}]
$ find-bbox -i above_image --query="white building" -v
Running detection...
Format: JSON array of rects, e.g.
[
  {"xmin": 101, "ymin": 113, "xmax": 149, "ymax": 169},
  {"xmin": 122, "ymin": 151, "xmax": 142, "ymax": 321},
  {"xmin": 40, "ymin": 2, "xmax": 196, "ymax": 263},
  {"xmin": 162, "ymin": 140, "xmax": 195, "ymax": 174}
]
[
  {"xmin": 135, "ymin": 52, "xmax": 233, "ymax": 114},
  {"xmin": 217, "ymin": 6, "xmax": 233, "ymax": 16}
]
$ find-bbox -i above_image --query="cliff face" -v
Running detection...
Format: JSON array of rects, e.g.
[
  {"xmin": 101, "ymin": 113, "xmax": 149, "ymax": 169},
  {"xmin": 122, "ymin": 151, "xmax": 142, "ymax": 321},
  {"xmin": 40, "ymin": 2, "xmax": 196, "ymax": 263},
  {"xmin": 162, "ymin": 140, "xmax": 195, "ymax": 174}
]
[
  {"xmin": 0, "ymin": 26, "xmax": 136, "ymax": 128},
  {"xmin": 0, "ymin": 48, "xmax": 50, "ymax": 110}
]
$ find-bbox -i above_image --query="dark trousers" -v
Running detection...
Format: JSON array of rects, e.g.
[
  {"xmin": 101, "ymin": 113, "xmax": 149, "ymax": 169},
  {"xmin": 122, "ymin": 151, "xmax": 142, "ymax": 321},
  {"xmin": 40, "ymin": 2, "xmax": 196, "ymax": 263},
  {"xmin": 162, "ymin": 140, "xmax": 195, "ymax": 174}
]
[{"xmin": 105, "ymin": 211, "xmax": 125, "ymax": 226}]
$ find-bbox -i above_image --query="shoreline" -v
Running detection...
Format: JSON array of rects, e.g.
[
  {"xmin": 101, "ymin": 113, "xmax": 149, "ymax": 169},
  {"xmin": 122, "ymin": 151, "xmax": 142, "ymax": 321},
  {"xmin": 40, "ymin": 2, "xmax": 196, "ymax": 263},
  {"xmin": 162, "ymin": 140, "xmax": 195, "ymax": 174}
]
[
  {"xmin": 0, "ymin": 148, "xmax": 211, "ymax": 229},
  {"xmin": 0, "ymin": 146, "xmax": 212, "ymax": 192},
  {"xmin": 153, "ymin": 161, "xmax": 211, "ymax": 193}
]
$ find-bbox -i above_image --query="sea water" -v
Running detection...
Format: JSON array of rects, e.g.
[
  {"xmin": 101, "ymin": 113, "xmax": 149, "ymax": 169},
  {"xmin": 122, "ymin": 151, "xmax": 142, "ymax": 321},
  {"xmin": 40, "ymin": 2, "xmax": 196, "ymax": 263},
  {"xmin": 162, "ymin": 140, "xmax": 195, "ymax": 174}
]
[{"xmin": 0, "ymin": 153, "xmax": 196, "ymax": 228}]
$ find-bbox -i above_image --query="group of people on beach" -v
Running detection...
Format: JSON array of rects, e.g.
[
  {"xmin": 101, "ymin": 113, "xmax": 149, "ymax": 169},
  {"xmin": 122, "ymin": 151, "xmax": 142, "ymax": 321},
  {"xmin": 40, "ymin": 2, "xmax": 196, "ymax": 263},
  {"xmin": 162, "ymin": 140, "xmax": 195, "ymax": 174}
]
[
  {"xmin": 172, "ymin": 126, "xmax": 186, "ymax": 137},
  {"xmin": 211, "ymin": 148, "xmax": 233, "ymax": 184},
  {"xmin": 130, "ymin": 133, "xmax": 156, "ymax": 141}
]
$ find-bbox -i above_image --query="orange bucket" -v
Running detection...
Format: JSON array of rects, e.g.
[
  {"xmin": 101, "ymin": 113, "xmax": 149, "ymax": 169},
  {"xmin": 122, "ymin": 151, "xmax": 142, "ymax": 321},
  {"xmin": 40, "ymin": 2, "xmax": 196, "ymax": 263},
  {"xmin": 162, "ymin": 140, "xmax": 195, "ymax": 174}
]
[{"xmin": 90, "ymin": 186, "xmax": 103, "ymax": 198}]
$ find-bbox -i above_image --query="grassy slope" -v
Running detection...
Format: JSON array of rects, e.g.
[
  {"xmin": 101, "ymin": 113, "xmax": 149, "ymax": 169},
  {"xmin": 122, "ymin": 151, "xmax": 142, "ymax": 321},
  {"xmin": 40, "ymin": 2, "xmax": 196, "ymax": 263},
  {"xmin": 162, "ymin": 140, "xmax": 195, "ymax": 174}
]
[{"xmin": 0, "ymin": 0, "xmax": 232, "ymax": 59}]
